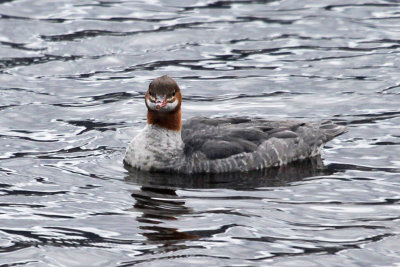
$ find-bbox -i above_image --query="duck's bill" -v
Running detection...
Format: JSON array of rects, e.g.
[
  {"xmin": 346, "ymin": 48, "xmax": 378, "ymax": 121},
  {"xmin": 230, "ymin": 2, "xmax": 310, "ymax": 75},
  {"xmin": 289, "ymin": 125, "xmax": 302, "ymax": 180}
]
[{"xmin": 155, "ymin": 95, "xmax": 168, "ymax": 110}]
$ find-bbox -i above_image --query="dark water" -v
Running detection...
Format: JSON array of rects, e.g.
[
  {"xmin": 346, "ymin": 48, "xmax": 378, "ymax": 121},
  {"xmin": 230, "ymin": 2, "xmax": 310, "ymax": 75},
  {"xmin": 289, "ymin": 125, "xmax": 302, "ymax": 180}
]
[{"xmin": 1, "ymin": 0, "xmax": 400, "ymax": 266}]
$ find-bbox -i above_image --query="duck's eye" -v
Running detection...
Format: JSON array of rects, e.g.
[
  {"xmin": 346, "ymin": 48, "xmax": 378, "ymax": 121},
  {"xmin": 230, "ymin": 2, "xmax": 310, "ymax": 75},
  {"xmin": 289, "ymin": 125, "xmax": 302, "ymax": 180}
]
[{"xmin": 172, "ymin": 90, "xmax": 176, "ymax": 97}]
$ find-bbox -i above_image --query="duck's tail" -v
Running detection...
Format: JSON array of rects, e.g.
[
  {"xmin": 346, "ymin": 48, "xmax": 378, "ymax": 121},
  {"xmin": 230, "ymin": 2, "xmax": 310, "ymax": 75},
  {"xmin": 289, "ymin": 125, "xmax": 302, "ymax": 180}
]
[{"xmin": 319, "ymin": 120, "xmax": 348, "ymax": 142}]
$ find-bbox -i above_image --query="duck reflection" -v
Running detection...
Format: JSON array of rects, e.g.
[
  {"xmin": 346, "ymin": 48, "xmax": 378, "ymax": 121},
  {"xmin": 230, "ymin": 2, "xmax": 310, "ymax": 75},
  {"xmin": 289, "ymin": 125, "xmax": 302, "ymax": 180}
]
[
  {"xmin": 131, "ymin": 186, "xmax": 198, "ymax": 249},
  {"xmin": 125, "ymin": 157, "xmax": 334, "ymax": 252}
]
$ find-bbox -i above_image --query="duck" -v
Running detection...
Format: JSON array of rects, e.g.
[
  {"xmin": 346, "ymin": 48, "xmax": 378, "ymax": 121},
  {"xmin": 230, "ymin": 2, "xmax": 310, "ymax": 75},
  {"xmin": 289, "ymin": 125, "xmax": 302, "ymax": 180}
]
[{"xmin": 124, "ymin": 75, "xmax": 347, "ymax": 174}]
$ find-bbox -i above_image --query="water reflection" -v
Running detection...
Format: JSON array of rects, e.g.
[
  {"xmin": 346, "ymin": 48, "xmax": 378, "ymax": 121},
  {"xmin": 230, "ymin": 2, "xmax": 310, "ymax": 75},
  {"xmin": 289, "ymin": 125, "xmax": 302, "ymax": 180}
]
[
  {"xmin": 126, "ymin": 157, "xmax": 334, "ymax": 250},
  {"xmin": 131, "ymin": 186, "xmax": 198, "ymax": 253}
]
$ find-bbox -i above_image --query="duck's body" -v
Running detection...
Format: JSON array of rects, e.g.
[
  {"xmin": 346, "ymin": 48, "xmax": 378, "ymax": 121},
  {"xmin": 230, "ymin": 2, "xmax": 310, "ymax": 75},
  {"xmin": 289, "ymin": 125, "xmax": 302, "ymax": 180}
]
[
  {"xmin": 124, "ymin": 75, "xmax": 347, "ymax": 174},
  {"xmin": 125, "ymin": 124, "xmax": 185, "ymax": 171}
]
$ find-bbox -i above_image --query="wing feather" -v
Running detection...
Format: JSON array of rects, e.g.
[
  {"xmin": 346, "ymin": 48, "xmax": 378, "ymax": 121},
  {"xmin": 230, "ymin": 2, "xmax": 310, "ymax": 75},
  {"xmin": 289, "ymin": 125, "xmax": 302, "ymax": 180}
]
[{"xmin": 182, "ymin": 117, "xmax": 301, "ymax": 160}]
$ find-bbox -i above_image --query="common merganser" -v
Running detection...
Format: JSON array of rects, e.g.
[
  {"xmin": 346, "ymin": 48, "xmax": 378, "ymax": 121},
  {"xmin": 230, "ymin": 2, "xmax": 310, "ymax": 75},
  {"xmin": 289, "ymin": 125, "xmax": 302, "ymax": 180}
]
[{"xmin": 124, "ymin": 75, "xmax": 347, "ymax": 174}]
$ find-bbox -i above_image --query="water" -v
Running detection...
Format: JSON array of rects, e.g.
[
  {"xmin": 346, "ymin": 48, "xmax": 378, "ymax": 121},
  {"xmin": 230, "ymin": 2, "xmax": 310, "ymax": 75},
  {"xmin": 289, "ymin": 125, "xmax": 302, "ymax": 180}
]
[{"xmin": 1, "ymin": 0, "xmax": 400, "ymax": 266}]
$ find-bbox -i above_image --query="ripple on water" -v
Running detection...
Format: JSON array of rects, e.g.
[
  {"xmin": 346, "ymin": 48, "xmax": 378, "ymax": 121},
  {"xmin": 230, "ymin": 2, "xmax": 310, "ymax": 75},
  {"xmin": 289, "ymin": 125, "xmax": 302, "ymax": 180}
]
[{"xmin": 1, "ymin": 0, "xmax": 400, "ymax": 266}]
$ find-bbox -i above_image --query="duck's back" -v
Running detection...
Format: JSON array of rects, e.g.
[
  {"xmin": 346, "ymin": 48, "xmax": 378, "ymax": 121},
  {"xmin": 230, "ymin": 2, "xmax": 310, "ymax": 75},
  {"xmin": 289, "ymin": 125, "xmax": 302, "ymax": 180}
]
[{"xmin": 180, "ymin": 117, "xmax": 346, "ymax": 173}]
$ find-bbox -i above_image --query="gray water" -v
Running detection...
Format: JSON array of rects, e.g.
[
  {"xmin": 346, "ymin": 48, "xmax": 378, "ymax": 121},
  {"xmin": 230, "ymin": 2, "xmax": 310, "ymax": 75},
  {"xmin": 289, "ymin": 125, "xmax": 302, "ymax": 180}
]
[{"xmin": 1, "ymin": 0, "xmax": 400, "ymax": 266}]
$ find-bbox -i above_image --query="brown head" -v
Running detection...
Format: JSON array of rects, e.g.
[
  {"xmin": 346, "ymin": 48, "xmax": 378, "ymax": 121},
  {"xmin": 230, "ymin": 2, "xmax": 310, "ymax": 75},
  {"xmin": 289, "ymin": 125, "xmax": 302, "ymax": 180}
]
[{"xmin": 145, "ymin": 75, "xmax": 182, "ymax": 131}]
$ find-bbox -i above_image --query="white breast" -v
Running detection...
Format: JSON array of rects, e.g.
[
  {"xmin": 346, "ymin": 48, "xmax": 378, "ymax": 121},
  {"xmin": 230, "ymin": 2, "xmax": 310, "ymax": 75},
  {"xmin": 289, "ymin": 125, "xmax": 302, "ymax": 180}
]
[{"xmin": 124, "ymin": 124, "xmax": 185, "ymax": 171}]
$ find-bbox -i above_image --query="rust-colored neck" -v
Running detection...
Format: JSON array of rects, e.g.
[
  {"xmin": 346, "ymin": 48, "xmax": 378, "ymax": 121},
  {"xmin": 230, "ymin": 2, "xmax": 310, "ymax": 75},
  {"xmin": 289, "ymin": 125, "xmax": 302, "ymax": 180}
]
[{"xmin": 147, "ymin": 108, "xmax": 181, "ymax": 131}]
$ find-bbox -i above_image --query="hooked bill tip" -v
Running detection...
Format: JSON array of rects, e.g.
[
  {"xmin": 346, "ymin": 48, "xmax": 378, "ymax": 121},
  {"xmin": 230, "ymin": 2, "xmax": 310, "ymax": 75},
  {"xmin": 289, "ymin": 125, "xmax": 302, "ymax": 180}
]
[{"xmin": 155, "ymin": 95, "xmax": 168, "ymax": 110}]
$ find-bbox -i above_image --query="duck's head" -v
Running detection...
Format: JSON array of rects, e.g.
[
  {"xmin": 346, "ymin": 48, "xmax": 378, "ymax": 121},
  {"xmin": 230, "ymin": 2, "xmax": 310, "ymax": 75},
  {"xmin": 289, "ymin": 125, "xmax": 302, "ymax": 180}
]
[
  {"xmin": 145, "ymin": 75, "xmax": 182, "ymax": 113},
  {"xmin": 145, "ymin": 75, "xmax": 182, "ymax": 131}
]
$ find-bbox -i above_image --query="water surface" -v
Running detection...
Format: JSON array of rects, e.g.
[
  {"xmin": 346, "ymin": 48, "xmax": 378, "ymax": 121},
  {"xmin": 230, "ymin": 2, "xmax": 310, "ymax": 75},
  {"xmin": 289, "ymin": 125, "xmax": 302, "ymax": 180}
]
[{"xmin": 1, "ymin": 0, "xmax": 400, "ymax": 266}]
